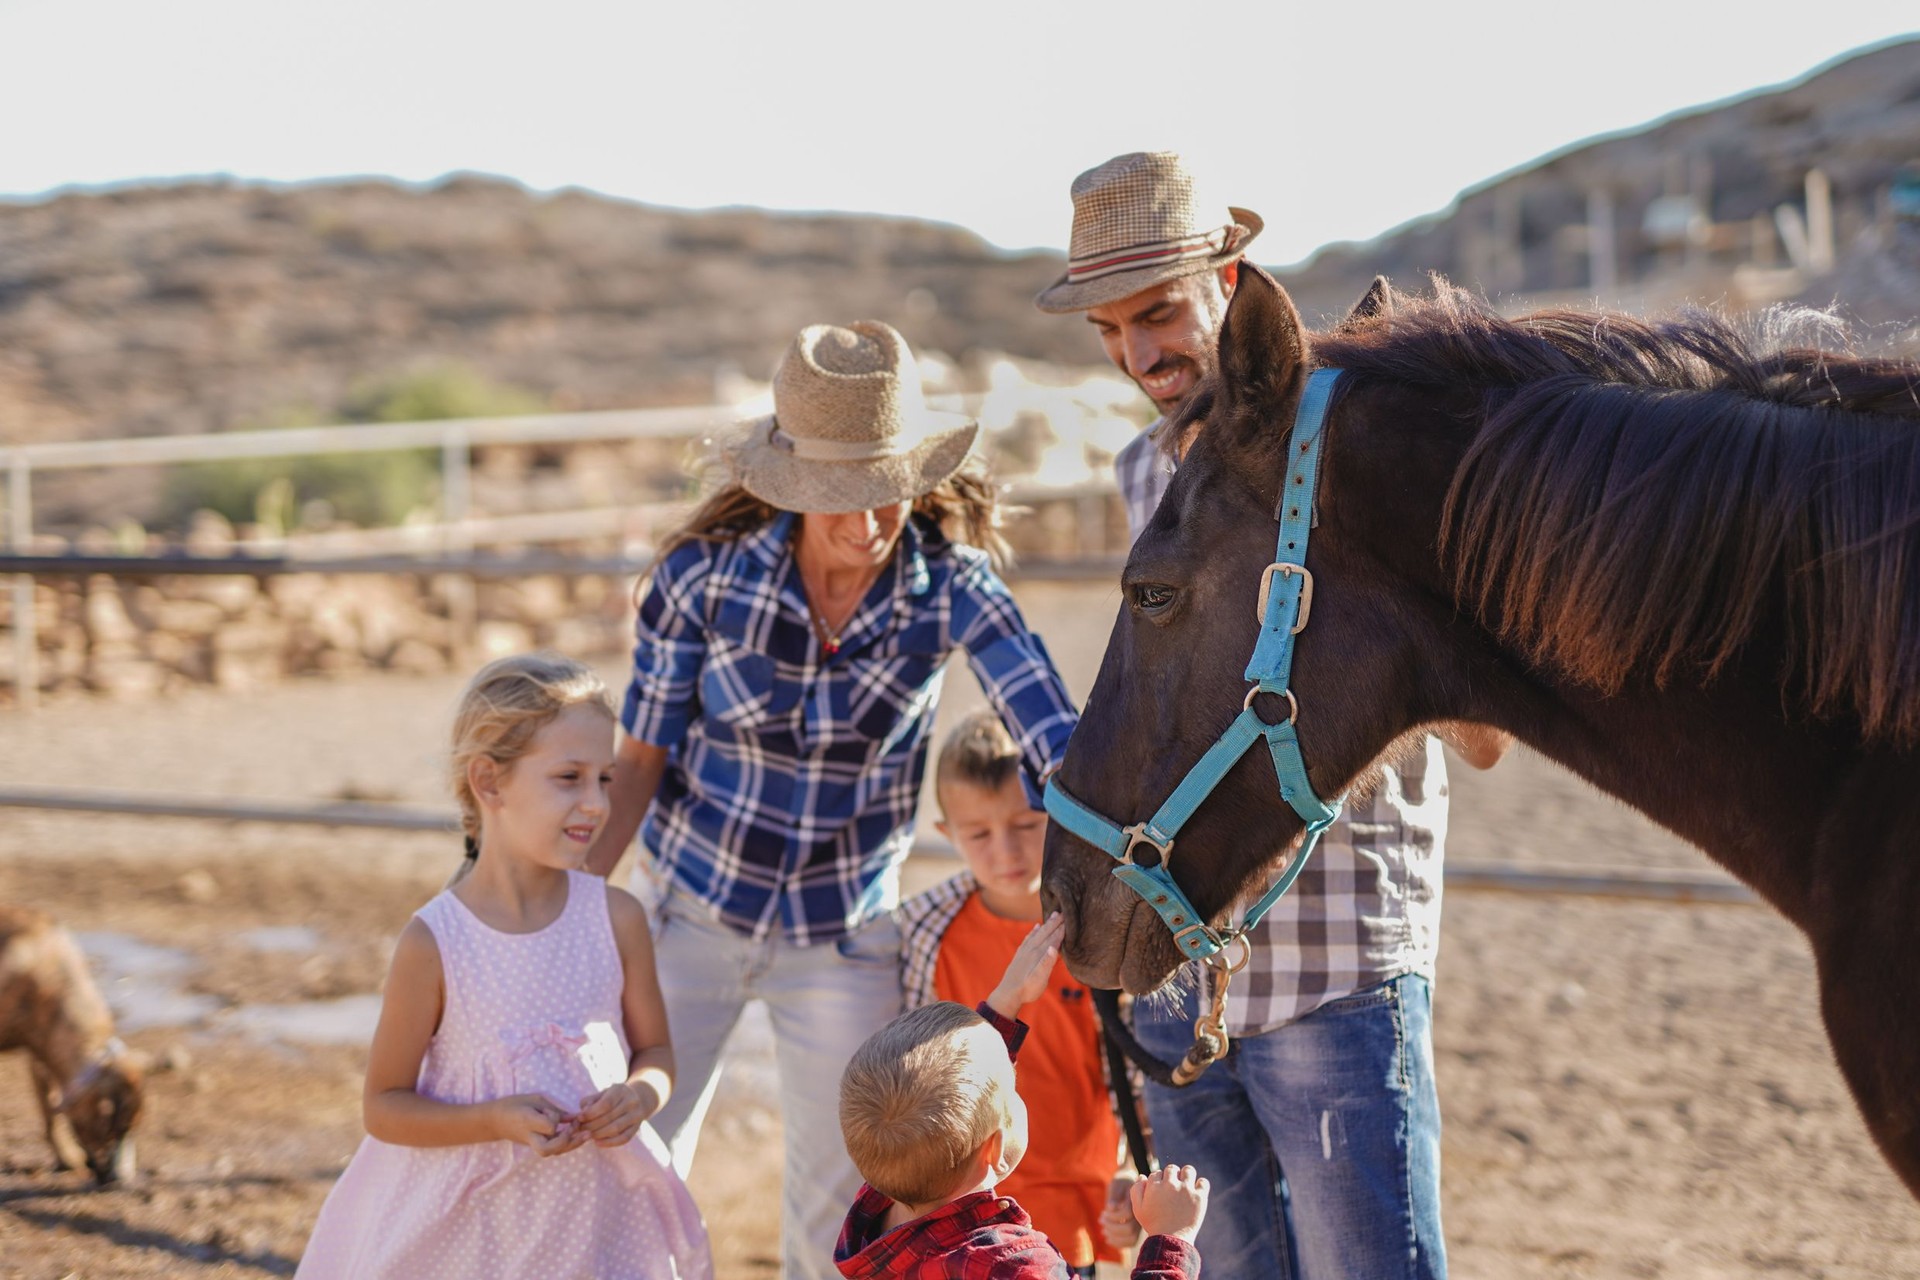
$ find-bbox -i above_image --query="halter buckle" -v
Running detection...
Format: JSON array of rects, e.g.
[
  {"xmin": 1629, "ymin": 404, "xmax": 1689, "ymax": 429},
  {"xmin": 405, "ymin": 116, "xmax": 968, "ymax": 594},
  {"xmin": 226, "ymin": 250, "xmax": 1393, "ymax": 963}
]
[
  {"xmin": 1121, "ymin": 822, "xmax": 1173, "ymax": 869},
  {"xmin": 1171, "ymin": 921, "xmax": 1220, "ymax": 953},
  {"xmin": 1257, "ymin": 562, "xmax": 1314, "ymax": 633}
]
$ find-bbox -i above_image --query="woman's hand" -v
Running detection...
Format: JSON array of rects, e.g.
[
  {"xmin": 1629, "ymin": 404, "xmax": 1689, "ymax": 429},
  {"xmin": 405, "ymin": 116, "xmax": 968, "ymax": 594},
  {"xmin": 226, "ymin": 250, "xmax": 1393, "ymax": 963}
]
[
  {"xmin": 1438, "ymin": 721, "xmax": 1513, "ymax": 771},
  {"xmin": 986, "ymin": 912, "xmax": 1065, "ymax": 1019},
  {"xmin": 576, "ymin": 1080, "xmax": 661, "ymax": 1147},
  {"xmin": 491, "ymin": 1093, "xmax": 585, "ymax": 1156}
]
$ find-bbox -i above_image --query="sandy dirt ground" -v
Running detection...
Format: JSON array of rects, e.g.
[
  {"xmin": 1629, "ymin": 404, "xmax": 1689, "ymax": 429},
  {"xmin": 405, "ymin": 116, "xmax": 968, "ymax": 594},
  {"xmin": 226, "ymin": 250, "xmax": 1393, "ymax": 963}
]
[{"xmin": 2, "ymin": 581, "xmax": 1918, "ymax": 1278}]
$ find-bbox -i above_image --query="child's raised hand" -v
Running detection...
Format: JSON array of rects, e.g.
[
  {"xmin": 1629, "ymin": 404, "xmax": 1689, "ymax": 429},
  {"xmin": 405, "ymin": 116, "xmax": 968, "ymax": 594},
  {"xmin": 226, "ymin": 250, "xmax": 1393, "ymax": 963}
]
[
  {"xmin": 1130, "ymin": 1163, "xmax": 1209, "ymax": 1242},
  {"xmin": 986, "ymin": 912, "xmax": 1066, "ymax": 1019},
  {"xmin": 1099, "ymin": 1170, "xmax": 1143, "ymax": 1248},
  {"xmin": 492, "ymin": 1093, "xmax": 586, "ymax": 1157},
  {"xmin": 575, "ymin": 1080, "xmax": 661, "ymax": 1147}
]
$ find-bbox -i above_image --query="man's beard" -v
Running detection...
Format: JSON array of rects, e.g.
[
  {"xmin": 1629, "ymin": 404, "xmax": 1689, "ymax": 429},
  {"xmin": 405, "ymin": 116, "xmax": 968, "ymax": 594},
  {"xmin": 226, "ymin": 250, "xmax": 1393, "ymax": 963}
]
[{"xmin": 1137, "ymin": 352, "xmax": 1208, "ymax": 412}]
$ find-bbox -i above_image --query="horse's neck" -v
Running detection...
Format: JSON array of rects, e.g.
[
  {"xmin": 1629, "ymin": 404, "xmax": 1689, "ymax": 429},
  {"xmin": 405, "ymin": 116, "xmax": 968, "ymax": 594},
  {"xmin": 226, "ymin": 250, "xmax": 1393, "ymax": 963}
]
[{"xmin": 1511, "ymin": 675, "xmax": 1846, "ymax": 921}]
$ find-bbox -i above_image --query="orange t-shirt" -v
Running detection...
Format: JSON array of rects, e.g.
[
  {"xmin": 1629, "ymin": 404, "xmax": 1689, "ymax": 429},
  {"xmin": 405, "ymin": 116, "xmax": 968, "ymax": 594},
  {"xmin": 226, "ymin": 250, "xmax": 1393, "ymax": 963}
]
[{"xmin": 932, "ymin": 892, "xmax": 1122, "ymax": 1267}]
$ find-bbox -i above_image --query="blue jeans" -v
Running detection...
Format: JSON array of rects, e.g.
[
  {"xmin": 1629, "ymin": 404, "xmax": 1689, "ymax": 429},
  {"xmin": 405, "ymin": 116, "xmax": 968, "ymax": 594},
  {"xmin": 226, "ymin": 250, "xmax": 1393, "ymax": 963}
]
[
  {"xmin": 643, "ymin": 883, "xmax": 904, "ymax": 1280},
  {"xmin": 1132, "ymin": 974, "xmax": 1445, "ymax": 1280}
]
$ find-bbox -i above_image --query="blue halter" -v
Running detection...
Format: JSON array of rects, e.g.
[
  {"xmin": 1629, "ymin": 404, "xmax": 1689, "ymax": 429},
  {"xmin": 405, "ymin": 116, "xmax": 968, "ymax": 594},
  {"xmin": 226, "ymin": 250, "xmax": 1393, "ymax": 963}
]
[{"xmin": 1045, "ymin": 368, "xmax": 1346, "ymax": 963}]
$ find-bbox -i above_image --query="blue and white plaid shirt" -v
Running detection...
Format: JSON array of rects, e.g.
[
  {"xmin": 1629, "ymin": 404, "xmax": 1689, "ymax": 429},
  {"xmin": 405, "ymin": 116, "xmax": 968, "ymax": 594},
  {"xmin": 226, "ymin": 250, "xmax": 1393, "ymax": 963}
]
[{"xmin": 623, "ymin": 512, "xmax": 1079, "ymax": 944}]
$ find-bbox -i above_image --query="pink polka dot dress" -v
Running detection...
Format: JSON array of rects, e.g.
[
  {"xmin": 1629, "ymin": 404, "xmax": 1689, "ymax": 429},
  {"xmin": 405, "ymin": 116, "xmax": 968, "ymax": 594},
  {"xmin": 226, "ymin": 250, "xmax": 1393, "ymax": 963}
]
[{"xmin": 296, "ymin": 871, "xmax": 712, "ymax": 1279}]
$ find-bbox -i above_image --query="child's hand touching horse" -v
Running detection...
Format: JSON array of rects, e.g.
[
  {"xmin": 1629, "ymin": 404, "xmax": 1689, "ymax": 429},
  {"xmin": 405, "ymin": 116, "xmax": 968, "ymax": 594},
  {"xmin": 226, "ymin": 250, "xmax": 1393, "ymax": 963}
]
[{"xmin": 985, "ymin": 911, "xmax": 1065, "ymax": 1019}]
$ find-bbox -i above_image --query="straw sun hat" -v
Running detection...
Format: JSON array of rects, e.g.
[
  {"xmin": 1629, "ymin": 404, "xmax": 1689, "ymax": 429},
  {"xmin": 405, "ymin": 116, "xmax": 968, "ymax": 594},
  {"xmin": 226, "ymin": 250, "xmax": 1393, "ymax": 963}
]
[
  {"xmin": 1035, "ymin": 151, "xmax": 1263, "ymax": 314},
  {"xmin": 731, "ymin": 320, "xmax": 979, "ymax": 515}
]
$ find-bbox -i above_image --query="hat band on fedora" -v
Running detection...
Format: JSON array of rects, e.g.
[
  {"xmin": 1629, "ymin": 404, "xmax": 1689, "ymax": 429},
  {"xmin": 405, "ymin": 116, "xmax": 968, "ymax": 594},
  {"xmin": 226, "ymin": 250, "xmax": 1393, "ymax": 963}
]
[
  {"xmin": 1065, "ymin": 225, "xmax": 1237, "ymax": 285},
  {"xmin": 768, "ymin": 420, "xmax": 921, "ymax": 463}
]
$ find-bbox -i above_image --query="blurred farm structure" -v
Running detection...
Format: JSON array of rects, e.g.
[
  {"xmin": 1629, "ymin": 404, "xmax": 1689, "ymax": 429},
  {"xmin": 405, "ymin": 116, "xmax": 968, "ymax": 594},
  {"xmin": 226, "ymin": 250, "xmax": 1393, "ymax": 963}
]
[
  {"xmin": 1280, "ymin": 37, "xmax": 1920, "ymax": 348},
  {"xmin": 0, "ymin": 356, "xmax": 1145, "ymax": 710}
]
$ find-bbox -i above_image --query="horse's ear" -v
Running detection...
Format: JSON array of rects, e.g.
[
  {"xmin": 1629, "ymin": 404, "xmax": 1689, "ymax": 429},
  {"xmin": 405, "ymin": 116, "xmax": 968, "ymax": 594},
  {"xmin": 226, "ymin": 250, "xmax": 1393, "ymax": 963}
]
[
  {"xmin": 1345, "ymin": 275, "xmax": 1394, "ymax": 323},
  {"xmin": 1215, "ymin": 261, "xmax": 1307, "ymax": 427}
]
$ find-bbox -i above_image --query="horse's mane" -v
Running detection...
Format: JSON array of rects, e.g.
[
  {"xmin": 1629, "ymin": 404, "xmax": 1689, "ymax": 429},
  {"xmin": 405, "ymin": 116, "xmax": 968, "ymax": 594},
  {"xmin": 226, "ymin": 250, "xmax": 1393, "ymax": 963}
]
[{"xmin": 1311, "ymin": 283, "xmax": 1920, "ymax": 742}]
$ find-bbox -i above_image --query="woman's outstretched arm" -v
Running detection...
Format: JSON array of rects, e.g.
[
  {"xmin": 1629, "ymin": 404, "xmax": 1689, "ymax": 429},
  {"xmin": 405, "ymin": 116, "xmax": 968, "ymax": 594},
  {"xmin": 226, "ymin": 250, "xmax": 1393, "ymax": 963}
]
[{"xmin": 585, "ymin": 734, "xmax": 670, "ymax": 878}]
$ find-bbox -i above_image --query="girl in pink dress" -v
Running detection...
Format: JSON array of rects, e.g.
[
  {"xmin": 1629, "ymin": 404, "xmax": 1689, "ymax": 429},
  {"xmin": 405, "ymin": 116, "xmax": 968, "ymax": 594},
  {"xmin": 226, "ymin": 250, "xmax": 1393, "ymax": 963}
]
[{"xmin": 296, "ymin": 653, "xmax": 712, "ymax": 1279}]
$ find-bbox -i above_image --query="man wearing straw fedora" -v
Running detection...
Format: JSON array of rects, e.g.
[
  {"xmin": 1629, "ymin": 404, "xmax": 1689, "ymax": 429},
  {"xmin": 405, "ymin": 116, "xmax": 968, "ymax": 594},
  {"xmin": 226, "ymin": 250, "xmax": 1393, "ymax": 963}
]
[
  {"xmin": 587, "ymin": 320, "xmax": 1080, "ymax": 1279},
  {"xmin": 1038, "ymin": 152, "xmax": 1506, "ymax": 1280}
]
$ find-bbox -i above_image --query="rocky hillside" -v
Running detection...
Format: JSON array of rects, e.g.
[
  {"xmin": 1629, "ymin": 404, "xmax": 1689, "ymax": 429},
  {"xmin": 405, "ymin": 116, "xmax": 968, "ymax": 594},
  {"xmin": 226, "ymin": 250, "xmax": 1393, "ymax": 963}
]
[
  {"xmin": 0, "ymin": 176, "xmax": 1093, "ymax": 454},
  {"xmin": 3, "ymin": 37, "xmax": 1915, "ymax": 523}
]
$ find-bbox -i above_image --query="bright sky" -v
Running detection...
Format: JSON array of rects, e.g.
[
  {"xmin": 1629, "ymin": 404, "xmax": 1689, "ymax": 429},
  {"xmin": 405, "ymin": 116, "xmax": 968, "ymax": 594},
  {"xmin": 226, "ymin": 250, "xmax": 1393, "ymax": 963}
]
[{"xmin": 3, "ymin": 0, "xmax": 1914, "ymax": 266}]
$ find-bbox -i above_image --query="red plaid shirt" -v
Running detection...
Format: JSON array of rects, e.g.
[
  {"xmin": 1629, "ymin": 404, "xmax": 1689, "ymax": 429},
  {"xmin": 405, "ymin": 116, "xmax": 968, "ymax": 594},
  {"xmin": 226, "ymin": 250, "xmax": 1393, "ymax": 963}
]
[
  {"xmin": 833, "ymin": 1186, "xmax": 1200, "ymax": 1279},
  {"xmin": 835, "ymin": 1003, "xmax": 1200, "ymax": 1279}
]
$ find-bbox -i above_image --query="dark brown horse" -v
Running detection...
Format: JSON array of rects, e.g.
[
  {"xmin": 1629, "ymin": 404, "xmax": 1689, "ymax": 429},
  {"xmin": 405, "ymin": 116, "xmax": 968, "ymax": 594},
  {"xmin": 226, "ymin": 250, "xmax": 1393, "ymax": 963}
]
[{"xmin": 1040, "ymin": 264, "xmax": 1920, "ymax": 1194}]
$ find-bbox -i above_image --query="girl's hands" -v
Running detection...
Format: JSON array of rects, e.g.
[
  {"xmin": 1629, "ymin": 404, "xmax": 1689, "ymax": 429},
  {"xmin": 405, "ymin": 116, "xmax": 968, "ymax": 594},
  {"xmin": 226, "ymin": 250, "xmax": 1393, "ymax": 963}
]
[
  {"xmin": 492, "ymin": 1093, "xmax": 586, "ymax": 1156},
  {"xmin": 575, "ymin": 1080, "xmax": 662, "ymax": 1147},
  {"xmin": 986, "ymin": 912, "xmax": 1066, "ymax": 1019}
]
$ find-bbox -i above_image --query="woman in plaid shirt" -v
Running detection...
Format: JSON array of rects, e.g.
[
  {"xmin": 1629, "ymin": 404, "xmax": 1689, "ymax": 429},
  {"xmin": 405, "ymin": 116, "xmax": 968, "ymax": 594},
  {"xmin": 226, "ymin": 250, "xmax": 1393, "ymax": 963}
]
[{"xmin": 585, "ymin": 321, "xmax": 1079, "ymax": 1280}]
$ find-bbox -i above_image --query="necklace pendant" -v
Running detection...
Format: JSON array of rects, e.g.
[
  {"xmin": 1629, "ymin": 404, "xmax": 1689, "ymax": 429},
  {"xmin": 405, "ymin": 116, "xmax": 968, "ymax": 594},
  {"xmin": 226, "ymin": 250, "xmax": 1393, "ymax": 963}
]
[{"xmin": 823, "ymin": 637, "xmax": 840, "ymax": 657}]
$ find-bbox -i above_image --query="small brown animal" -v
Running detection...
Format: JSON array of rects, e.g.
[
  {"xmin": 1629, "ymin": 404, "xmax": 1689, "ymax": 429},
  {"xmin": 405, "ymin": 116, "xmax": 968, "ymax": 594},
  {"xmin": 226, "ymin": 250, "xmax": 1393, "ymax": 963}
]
[{"xmin": 0, "ymin": 905, "xmax": 144, "ymax": 1184}]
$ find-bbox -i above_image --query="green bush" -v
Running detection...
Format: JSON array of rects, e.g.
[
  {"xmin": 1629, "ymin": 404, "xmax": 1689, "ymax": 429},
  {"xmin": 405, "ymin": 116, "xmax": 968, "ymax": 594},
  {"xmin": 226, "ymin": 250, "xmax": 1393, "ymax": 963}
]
[
  {"xmin": 343, "ymin": 364, "xmax": 544, "ymax": 424},
  {"xmin": 162, "ymin": 366, "xmax": 544, "ymax": 535}
]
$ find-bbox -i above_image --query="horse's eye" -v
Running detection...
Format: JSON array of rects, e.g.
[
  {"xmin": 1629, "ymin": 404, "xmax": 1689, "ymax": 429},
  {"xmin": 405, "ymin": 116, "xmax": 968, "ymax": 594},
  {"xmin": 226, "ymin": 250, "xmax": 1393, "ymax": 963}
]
[{"xmin": 1131, "ymin": 584, "xmax": 1177, "ymax": 612}]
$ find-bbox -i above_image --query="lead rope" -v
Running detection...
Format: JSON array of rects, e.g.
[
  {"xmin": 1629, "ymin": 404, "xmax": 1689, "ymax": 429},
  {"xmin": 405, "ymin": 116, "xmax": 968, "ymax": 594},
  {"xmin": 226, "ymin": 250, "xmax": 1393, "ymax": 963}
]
[{"xmin": 1091, "ymin": 938, "xmax": 1252, "ymax": 1093}]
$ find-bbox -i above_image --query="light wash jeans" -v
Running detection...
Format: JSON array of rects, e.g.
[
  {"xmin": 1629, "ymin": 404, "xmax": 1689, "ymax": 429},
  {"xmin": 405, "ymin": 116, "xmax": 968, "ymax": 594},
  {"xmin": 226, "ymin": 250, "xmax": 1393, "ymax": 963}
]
[
  {"xmin": 644, "ymin": 884, "xmax": 903, "ymax": 1280},
  {"xmin": 1132, "ymin": 974, "xmax": 1445, "ymax": 1280}
]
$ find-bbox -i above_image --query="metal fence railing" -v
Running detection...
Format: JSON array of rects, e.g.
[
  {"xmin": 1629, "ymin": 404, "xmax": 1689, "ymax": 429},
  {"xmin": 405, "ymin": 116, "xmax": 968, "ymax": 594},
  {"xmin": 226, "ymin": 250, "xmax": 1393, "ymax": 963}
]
[
  {"xmin": 1, "ymin": 405, "xmax": 747, "ymax": 711},
  {"xmin": 0, "ymin": 780, "xmax": 1758, "ymax": 905}
]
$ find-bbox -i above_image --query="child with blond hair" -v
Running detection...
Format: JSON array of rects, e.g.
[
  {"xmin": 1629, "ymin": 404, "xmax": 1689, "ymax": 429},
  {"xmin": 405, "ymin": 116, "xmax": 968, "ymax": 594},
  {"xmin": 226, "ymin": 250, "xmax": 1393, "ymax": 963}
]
[
  {"xmin": 834, "ymin": 998, "xmax": 1206, "ymax": 1277},
  {"xmin": 295, "ymin": 653, "xmax": 711, "ymax": 1279},
  {"xmin": 898, "ymin": 711, "xmax": 1137, "ymax": 1274}
]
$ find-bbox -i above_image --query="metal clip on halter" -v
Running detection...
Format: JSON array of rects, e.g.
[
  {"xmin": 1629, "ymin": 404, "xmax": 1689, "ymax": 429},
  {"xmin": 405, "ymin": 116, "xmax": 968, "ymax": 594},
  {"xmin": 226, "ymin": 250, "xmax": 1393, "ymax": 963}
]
[
  {"xmin": 1122, "ymin": 823, "xmax": 1217, "ymax": 949},
  {"xmin": 1243, "ymin": 683, "xmax": 1299, "ymax": 724},
  {"xmin": 1169, "ymin": 935, "xmax": 1253, "ymax": 1085},
  {"xmin": 1121, "ymin": 822, "xmax": 1171, "ymax": 869}
]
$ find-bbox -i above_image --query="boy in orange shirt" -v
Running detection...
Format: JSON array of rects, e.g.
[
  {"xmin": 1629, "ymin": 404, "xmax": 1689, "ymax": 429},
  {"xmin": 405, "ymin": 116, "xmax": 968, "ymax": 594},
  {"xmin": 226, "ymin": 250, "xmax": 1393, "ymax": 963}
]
[{"xmin": 900, "ymin": 712, "xmax": 1135, "ymax": 1276}]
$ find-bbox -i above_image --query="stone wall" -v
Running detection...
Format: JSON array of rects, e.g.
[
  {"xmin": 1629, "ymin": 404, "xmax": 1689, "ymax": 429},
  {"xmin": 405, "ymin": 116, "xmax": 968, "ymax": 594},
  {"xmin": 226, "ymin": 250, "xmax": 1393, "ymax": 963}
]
[
  {"xmin": 0, "ymin": 568, "xmax": 631, "ymax": 702},
  {"xmin": 0, "ymin": 490, "xmax": 1128, "ymax": 705}
]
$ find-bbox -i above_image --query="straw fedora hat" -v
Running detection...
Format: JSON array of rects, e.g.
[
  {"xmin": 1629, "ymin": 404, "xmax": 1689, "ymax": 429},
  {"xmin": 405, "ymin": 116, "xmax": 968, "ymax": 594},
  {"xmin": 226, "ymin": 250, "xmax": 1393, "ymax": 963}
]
[
  {"xmin": 732, "ymin": 321, "xmax": 979, "ymax": 514},
  {"xmin": 1035, "ymin": 151, "xmax": 1263, "ymax": 313}
]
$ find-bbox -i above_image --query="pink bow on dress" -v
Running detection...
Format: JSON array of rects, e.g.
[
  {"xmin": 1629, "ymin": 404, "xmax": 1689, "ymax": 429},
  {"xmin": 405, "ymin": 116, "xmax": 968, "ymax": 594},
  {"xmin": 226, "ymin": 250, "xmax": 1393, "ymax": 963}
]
[{"xmin": 499, "ymin": 1022, "xmax": 589, "ymax": 1063}]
